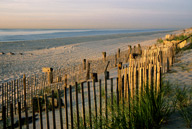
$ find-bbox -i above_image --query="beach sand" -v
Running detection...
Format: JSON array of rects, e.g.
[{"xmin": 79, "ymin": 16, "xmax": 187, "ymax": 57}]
[
  {"xmin": 163, "ymin": 49, "xmax": 192, "ymax": 88},
  {"xmin": 0, "ymin": 31, "xmax": 176, "ymax": 83},
  {"xmin": 161, "ymin": 48, "xmax": 192, "ymax": 129}
]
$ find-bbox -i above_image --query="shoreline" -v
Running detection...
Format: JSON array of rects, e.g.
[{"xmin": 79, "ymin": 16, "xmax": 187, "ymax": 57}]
[
  {"xmin": 0, "ymin": 30, "xmax": 176, "ymax": 53},
  {"xmin": 0, "ymin": 30, "xmax": 180, "ymax": 83},
  {"xmin": 0, "ymin": 29, "xmax": 176, "ymax": 43}
]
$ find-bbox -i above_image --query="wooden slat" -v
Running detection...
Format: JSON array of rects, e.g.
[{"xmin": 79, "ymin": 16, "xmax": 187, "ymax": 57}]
[
  {"xmin": 10, "ymin": 103, "xmax": 14, "ymax": 129},
  {"xmin": 69, "ymin": 85, "xmax": 73, "ymax": 129},
  {"xmin": 104, "ymin": 78, "xmax": 108, "ymax": 120},
  {"xmin": 81, "ymin": 82, "xmax": 86, "ymax": 128},
  {"xmin": 24, "ymin": 100, "xmax": 29, "ymax": 129},
  {"xmin": 52, "ymin": 90, "xmax": 56, "ymax": 129},
  {"xmin": 45, "ymin": 94, "xmax": 50, "ymax": 129},
  {"xmin": 64, "ymin": 87, "xmax": 69, "ymax": 129},
  {"xmin": 3, "ymin": 106, "xmax": 6, "ymax": 129},
  {"xmin": 75, "ymin": 82, "xmax": 80, "ymax": 128},
  {"xmin": 58, "ymin": 89, "xmax": 63, "ymax": 129},
  {"xmin": 99, "ymin": 79, "xmax": 102, "ymax": 128},
  {"xmin": 111, "ymin": 78, "xmax": 114, "ymax": 122},
  {"xmin": 32, "ymin": 98, "xmax": 36, "ymax": 129},
  {"xmin": 92, "ymin": 80, "xmax": 97, "ymax": 119},
  {"xmin": 87, "ymin": 81, "xmax": 92, "ymax": 128},
  {"xmin": 37, "ymin": 98, "xmax": 43, "ymax": 129},
  {"xmin": 18, "ymin": 102, "xmax": 22, "ymax": 129}
]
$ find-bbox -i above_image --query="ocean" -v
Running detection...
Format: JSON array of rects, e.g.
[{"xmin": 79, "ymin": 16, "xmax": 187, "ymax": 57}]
[{"xmin": 0, "ymin": 29, "xmax": 172, "ymax": 42}]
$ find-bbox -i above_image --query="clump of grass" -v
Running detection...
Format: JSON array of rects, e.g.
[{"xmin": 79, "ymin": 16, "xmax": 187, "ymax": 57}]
[
  {"xmin": 167, "ymin": 34, "xmax": 188, "ymax": 41},
  {"xmin": 179, "ymin": 107, "xmax": 192, "ymax": 128},
  {"xmin": 175, "ymin": 86, "xmax": 192, "ymax": 128},
  {"xmin": 75, "ymin": 82, "xmax": 174, "ymax": 129},
  {"xmin": 130, "ymin": 85, "xmax": 173, "ymax": 129},
  {"xmin": 157, "ymin": 38, "xmax": 164, "ymax": 44}
]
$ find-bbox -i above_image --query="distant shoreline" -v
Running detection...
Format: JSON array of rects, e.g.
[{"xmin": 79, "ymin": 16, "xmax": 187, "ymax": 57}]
[
  {"xmin": 0, "ymin": 29, "xmax": 175, "ymax": 42},
  {"xmin": 0, "ymin": 30, "xmax": 176, "ymax": 53}
]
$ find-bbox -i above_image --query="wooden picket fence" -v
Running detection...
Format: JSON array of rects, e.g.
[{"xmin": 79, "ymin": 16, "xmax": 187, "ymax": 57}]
[
  {"xmin": 0, "ymin": 44, "xmax": 142, "ymax": 114},
  {"xmin": 2, "ymin": 68, "xmax": 162, "ymax": 129},
  {"xmin": 1, "ymin": 34, "xmax": 191, "ymax": 128}
]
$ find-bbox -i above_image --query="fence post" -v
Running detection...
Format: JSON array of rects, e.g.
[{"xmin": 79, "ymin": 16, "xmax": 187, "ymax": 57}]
[
  {"xmin": 83, "ymin": 59, "xmax": 86, "ymax": 70},
  {"xmin": 102, "ymin": 52, "xmax": 106, "ymax": 62},
  {"xmin": 86, "ymin": 62, "xmax": 90, "ymax": 80},
  {"xmin": 117, "ymin": 48, "xmax": 120, "ymax": 58},
  {"xmin": 167, "ymin": 57, "xmax": 170, "ymax": 72},
  {"xmin": 42, "ymin": 67, "xmax": 53, "ymax": 84},
  {"xmin": 137, "ymin": 44, "xmax": 142, "ymax": 55},
  {"xmin": 128, "ymin": 45, "xmax": 132, "ymax": 55},
  {"xmin": 115, "ymin": 54, "xmax": 117, "ymax": 67},
  {"xmin": 64, "ymin": 74, "xmax": 67, "ymax": 87}
]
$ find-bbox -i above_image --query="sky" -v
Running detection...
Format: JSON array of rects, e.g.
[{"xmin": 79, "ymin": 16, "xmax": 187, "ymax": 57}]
[{"xmin": 0, "ymin": 0, "xmax": 192, "ymax": 29}]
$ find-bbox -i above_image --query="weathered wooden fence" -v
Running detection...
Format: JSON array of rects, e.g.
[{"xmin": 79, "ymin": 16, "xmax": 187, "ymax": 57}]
[{"xmin": 1, "ymin": 33, "xmax": 191, "ymax": 128}]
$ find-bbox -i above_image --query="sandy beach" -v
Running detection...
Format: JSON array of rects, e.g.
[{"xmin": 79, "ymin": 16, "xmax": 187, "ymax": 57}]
[{"xmin": 0, "ymin": 30, "xmax": 177, "ymax": 83}]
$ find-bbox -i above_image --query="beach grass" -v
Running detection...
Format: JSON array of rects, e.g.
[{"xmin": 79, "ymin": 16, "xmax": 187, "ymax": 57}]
[{"xmin": 74, "ymin": 82, "xmax": 176, "ymax": 129}]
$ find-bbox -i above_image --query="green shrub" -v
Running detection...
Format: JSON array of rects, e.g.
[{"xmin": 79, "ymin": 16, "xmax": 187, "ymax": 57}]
[
  {"xmin": 157, "ymin": 38, "xmax": 164, "ymax": 44},
  {"xmin": 167, "ymin": 35, "xmax": 188, "ymax": 41}
]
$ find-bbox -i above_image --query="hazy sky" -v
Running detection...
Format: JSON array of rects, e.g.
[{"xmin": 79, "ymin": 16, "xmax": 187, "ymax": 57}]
[{"xmin": 0, "ymin": 0, "xmax": 192, "ymax": 29}]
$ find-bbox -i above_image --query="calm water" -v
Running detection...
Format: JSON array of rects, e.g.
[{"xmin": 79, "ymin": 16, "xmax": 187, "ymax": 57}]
[
  {"xmin": 0, "ymin": 29, "xmax": 172, "ymax": 42},
  {"xmin": 0, "ymin": 29, "xmax": 175, "ymax": 53}
]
